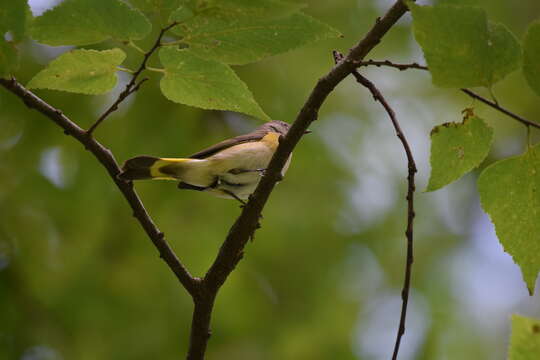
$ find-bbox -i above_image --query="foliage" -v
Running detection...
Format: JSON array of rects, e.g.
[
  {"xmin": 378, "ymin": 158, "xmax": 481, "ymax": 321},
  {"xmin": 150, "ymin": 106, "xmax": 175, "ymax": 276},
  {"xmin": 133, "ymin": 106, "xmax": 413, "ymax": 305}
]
[
  {"xmin": 0, "ymin": 0, "xmax": 30, "ymax": 41},
  {"xmin": 478, "ymin": 143, "xmax": 540, "ymax": 294},
  {"xmin": 509, "ymin": 315, "xmax": 540, "ymax": 360},
  {"xmin": 170, "ymin": 11, "xmax": 341, "ymax": 65},
  {"xmin": 523, "ymin": 21, "xmax": 540, "ymax": 97},
  {"xmin": 27, "ymin": 49, "xmax": 126, "ymax": 95},
  {"xmin": 30, "ymin": 0, "xmax": 152, "ymax": 46},
  {"xmin": 159, "ymin": 47, "xmax": 270, "ymax": 120},
  {"xmin": 1, "ymin": 0, "xmax": 540, "ymax": 359},
  {"xmin": 409, "ymin": 2, "xmax": 521, "ymax": 88},
  {"xmin": 0, "ymin": 39, "xmax": 18, "ymax": 77},
  {"xmin": 426, "ymin": 110, "xmax": 493, "ymax": 191},
  {"xmin": 22, "ymin": 0, "xmax": 339, "ymax": 120},
  {"xmin": 411, "ymin": 1, "xmax": 540, "ymax": 297},
  {"xmin": 0, "ymin": 0, "xmax": 29, "ymax": 76}
]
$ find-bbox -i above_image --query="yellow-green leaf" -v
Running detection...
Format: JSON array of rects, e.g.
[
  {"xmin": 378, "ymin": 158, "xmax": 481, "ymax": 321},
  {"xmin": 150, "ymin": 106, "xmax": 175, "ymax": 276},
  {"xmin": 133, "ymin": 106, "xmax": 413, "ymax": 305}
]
[
  {"xmin": 523, "ymin": 21, "xmax": 540, "ymax": 97},
  {"xmin": 130, "ymin": 0, "xmax": 188, "ymax": 25},
  {"xmin": 488, "ymin": 22, "xmax": 522, "ymax": 85},
  {"xmin": 169, "ymin": 3, "xmax": 196, "ymax": 23},
  {"xmin": 173, "ymin": 11, "xmax": 340, "ymax": 65},
  {"xmin": 0, "ymin": 0, "xmax": 30, "ymax": 40},
  {"xmin": 0, "ymin": 38, "xmax": 19, "ymax": 78},
  {"xmin": 206, "ymin": 0, "xmax": 305, "ymax": 20},
  {"xmin": 410, "ymin": 3, "xmax": 521, "ymax": 88},
  {"xmin": 509, "ymin": 315, "xmax": 540, "ymax": 360},
  {"xmin": 478, "ymin": 143, "xmax": 540, "ymax": 294},
  {"xmin": 159, "ymin": 47, "xmax": 270, "ymax": 120},
  {"xmin": 427, "ymin": 113, "xmax": 493, "ymax": 191},
  {"xmin": 27, "ymin": 49, "xmax": 126, "ymax": 95},
  {"xmin": 30, "ymin": 0, "xmax": 151, "ymax": 46}
]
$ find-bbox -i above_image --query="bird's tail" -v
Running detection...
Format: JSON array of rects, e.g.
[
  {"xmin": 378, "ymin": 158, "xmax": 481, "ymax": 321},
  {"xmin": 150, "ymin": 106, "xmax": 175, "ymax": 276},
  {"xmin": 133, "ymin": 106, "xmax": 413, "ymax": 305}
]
[{"xmin": 118, "ymin": 156, "xmax": 199, "ymax": 181}]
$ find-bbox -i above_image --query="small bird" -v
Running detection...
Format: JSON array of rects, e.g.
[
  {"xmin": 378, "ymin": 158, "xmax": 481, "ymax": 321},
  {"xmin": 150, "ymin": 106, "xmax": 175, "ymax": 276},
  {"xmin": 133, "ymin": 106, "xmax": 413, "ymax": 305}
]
[{"xmin": 118, "ymin": 120, "xmax": 298, "ymax": 204}]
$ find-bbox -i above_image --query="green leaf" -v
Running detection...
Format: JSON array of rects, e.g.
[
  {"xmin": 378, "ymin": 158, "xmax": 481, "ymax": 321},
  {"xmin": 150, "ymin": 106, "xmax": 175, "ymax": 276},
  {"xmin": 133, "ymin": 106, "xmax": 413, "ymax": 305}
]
[
  {"xmin": 30, "ymin": 0, "xmax": 151, "ymax": 46},
  {"xmin": 169, "ymin": 3, "xmax": 196, "ymax": 23},
  {"xmin": 0, "ymin": 0, "xmax": 29, "ymax": 77},
  {"xmin": 27, "ymin": 49, "xmax": 126, "ymax": 95},
  {"xmin": 410, "ymin": 3, "xmax": 521, "ymax": 88},
  {"xmin": 478, "ymin": 143, "xmax": 540, "ymax": 295},
  {"xmin": 509, "ymin": 315, "xmax": 540, "ymax": 360},
  {"xmin": 130, "ymin": 0, "xmax": 181, "ymax": 13},
  {"xmin": 159, "ymin": 47, "xmax": 270, "ymax": 120},
  {"xmin": 410, "ymin": 3, "xmax": 487, "ymax": 88},
  {"xmin": 426, "ymin": 111, "xmax": 493, "ymax": 191},
  {"xmin": 130, "ymin": 0, "xmax": 187, "ymax": 25},
  {"xmin": 436, "ymin": 0, "xmax": 480, "ymax": 6},
  {"xmin": 0, "ymin": 38, "xmax": 19, "ymax": 78},
  {"xmin": 206, "ymin": 0, "xmax": 305, "ymax": 20},
  {"xmin": 523, "ymin": 21, "xmax": 540, "ymax": 97},
  {"xmin": 173, "ymin": 11, "xmax": 341, "ymax": 65},
  {"xmin": 0, "ymin": 0, "xmax": 30, "ymax": 40},
  {"xmin": 487, "ymin": 22, "xmax": 522, "ymax": 84}
]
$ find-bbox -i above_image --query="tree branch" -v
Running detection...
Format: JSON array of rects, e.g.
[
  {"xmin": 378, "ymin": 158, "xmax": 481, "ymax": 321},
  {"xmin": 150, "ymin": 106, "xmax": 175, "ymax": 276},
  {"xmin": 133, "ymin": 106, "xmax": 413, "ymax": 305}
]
[
  {"xmin": 0, "ymin": 77, "xmax": 199, "ymax": 297},
  {"xmin": 357, "ymin": 59, "xmax": 540, "ymax": 130},
  {"xmin": 86, "ymin": 22, "xmax": 179, "ymax": 135},
  {"xmin": 205, "ymin": 0, "xmax": 412, "ymax": 292},
  {"xmin": 335, "ymin": 50, "xmax": 417, "ymax": 360},
  {"xmin": 184, "ymin": 1, "xmax": 416, "ymax": 358}
]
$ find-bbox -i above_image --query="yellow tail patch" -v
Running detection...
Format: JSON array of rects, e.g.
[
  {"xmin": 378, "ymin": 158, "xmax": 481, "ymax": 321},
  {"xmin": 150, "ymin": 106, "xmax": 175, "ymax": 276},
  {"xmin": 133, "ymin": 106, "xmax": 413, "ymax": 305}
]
[{"xmin": 150, "ymin": 158, "xmax": 189, "ymax": 179}]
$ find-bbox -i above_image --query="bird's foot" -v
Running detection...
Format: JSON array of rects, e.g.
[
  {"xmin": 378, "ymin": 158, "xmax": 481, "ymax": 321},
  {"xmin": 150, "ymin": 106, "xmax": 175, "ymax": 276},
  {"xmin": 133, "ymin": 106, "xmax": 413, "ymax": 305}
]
[{"xmin": 221, "ymin": 189, "xmax": 247, "ymax": 207}]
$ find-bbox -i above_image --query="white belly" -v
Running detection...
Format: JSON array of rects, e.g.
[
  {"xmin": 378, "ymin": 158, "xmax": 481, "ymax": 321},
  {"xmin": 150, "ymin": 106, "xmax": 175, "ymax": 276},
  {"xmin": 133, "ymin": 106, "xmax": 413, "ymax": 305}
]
[{"xmin": 204, "ymin": 141, "xmax": 292, "ymax": 200}]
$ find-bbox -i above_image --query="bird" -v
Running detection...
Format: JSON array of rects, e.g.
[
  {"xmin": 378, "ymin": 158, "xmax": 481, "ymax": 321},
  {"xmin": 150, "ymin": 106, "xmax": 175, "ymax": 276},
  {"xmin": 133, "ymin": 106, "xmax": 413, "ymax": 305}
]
[{"xmin": 118, "ymin": 120, "xmax": 298, "ymax": 204}]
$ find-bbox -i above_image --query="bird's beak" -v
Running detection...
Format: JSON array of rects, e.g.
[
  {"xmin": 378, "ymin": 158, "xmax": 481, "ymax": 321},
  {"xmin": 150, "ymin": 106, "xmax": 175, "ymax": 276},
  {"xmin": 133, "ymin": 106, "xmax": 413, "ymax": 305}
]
[{"xmin": 304, "ymin": 130, "xmax": 312, "ymax": 134}]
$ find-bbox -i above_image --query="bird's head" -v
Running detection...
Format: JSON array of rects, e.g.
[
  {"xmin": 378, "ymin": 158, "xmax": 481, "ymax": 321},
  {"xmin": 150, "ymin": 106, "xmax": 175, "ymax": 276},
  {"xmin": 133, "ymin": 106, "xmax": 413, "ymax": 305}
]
[{"xmin": 263, "ymin": 120, "xmax": 311, "ymax": 136}]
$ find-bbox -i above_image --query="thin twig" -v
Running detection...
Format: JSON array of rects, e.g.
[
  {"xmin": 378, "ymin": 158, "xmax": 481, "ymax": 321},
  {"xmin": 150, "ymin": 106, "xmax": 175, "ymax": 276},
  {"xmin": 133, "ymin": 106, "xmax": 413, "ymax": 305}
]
[
  {"xmin": 357, "ymin": 59, "xmax": 428, "ymax": 71},
  {"xmin": 0, "ymin": 77, "xmax": 199, "ymax": 297},
  {"xmin": 358, "ymin": 59, "xmax": 540, "ymax": 130},
  {"xmin": 87, "ymin": 22, "xmax": 179, "ymax": 135},
  {"xmin": 460, "ymin": 89, "xmax": 540, "ymax": 130},
  {"xmin": 335, "ymin": 51, "xmax": 417, "ymax": 360}
]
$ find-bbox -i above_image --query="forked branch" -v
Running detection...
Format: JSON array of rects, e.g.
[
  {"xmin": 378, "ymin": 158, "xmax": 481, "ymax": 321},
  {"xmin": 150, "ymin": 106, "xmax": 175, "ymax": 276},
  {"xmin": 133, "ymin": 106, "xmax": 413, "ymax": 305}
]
[{"xmin": 193, "ymin": 1, "xmax": 416, "ymax": 359}]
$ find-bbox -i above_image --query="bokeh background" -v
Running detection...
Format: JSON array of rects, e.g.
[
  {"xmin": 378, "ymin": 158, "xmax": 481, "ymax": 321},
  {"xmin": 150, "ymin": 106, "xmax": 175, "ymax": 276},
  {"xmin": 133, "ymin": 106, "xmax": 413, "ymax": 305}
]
[{"xmin": 2, "ymin": 0, "xmax": 540, "ymax": 359}]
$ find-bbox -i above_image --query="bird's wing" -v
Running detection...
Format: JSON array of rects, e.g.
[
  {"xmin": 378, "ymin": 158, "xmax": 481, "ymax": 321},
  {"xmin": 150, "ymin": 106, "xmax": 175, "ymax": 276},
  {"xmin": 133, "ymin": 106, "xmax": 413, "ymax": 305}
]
[{"xmin": 188, "ymin": 128, "xmax": 269, "ymax": 159}]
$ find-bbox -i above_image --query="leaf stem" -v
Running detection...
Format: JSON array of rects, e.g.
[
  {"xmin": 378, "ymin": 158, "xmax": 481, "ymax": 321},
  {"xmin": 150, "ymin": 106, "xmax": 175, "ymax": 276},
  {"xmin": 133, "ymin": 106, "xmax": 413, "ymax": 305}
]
[
  {"xmin": 128, "ymin": 41, "xmax": 146, "ymax": 54},
  {"xmin": 145, "ymin": 66, "xmax": 166, "ymax": 73},
  {"xmin": 161, "ymin": 40, "xmax": 185, "ymax": 47},
  {"xmin": 117, "ymin": 66, "xmax": 135, "ymax": 74},
  {"xmin": 488, "ymin": 87, "xmax": 500, "ymax": 106}
]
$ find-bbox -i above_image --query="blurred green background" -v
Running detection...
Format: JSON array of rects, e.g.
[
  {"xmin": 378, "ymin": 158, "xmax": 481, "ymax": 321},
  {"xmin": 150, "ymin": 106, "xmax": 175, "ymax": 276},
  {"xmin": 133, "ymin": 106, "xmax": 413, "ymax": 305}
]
[{"xmin": 1, "ymin": 0, "xmax": 540, "ymax": 359}]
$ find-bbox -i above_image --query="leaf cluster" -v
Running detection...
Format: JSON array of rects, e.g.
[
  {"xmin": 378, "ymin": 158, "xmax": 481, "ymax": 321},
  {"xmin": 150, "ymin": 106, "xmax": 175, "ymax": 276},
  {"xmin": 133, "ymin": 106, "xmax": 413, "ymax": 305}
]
[
  {"xmin": 410, "ymin": 2, "xmax": 540, "ymax": 297},
  {"xmin": 2, "ymin": 0, "xmax": 340, "ymax": 121}
]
